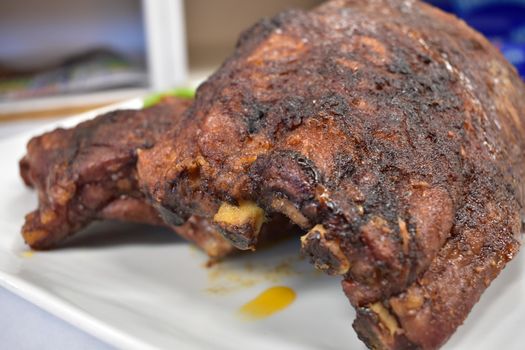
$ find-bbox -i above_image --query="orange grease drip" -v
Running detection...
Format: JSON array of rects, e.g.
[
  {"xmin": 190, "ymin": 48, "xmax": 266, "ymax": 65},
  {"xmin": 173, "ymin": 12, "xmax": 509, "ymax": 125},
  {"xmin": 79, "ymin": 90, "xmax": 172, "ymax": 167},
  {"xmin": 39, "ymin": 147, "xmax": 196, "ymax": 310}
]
[{"xmin": 239, "ymin": 286, "xmax": 296, "ymax": 320}]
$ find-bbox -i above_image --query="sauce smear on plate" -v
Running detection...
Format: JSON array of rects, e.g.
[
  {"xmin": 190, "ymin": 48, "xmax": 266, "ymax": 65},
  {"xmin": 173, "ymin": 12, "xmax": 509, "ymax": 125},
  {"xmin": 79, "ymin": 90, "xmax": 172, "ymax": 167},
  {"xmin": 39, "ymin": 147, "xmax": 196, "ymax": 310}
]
[{"xmin": 239, "ymin": 286, "xmax": 296, "ymax": 320}]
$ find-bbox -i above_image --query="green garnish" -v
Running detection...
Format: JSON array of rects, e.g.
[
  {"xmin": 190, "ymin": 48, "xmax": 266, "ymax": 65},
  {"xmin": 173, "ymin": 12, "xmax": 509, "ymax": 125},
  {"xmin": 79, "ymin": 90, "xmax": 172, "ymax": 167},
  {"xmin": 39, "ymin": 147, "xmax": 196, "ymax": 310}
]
[{"xmin": 143, "ymin": 87, "xmax": 195, "ymax": 108}]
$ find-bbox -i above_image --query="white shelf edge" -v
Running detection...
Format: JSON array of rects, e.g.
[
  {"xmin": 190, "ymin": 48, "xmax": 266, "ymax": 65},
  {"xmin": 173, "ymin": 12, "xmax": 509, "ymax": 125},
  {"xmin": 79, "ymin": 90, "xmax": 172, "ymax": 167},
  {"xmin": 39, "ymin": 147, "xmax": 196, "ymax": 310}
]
[{"xmin": 0, "ymin": 88, "xmax": 149, "ymax": 115}]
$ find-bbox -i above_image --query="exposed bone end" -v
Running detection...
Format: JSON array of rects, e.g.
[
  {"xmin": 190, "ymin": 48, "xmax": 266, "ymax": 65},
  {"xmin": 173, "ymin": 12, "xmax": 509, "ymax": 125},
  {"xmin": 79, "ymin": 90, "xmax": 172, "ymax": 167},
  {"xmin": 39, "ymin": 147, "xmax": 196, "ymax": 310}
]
[
  {"xmin": 389, "ymin": 289, "xmax": 425, "ymax": 318},
  {"xmin": 23, "ymin": 229, "xmax": 49, "ymax": 248},
  {"xmin": 369, "ymin": 302, "xmax": 400, "ymax": 336},
  {"xmin": 172, "ymin": 215, "xmax": 235, "ymax": 259},
  {"xmin": 300, "ymin": 224, "xmax": 350, "ymax": 275},
  {"xmin": 214, "ymin": 200, "xmax": 265, "ymax": 230},
  {"xmin": 22, "ymin": 211, "xmax": 53, "ymax": 249},
  {"xmin": 200, "ymin": 237, "xmax": 236, "ymax": 259},
  {"xmin": 354, "ymin": 304, "xmax": 416, "ymax": 350},
  {"xmin": 271, "ymin": 197, "xmax": 310, "ymax": 228},
  {"xmin": 213, "ymin": 200, "xmax": 265, "ymax": 250},
  {"xmin": 398, "ymin": 217, "xmax": 410, "ymax": 255}
]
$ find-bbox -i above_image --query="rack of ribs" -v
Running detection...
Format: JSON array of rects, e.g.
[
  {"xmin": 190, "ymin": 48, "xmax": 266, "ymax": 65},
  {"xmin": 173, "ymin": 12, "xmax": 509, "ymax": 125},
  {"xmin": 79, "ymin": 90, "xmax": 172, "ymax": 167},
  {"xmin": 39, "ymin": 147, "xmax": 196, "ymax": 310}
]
[
  {"xmin": 138, "ymin": 0, "xmax": 525, "ymax": 348},
  {"xmin": 20, "ymin": 97, "xmax": 234, "ymax": 258}
]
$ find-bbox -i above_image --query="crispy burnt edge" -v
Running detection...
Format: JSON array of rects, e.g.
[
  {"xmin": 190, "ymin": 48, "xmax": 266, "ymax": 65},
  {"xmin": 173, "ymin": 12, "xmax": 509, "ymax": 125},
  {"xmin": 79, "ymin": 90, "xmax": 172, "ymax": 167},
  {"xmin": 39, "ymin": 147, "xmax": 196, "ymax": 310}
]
[
  {"xmin": 19, "ymin": 98, "xmax": 235, "ymax": 258},
  {"xmin": 137, "ymin": 2, "xmax": 525, "ymax": 347},
  {"xmin": 179, "ymin": 1, "xmax": 462, "ymax": 308},
  {"xmin": 351, "ymin": 174, "xmax": 522, "ymax": 350}
]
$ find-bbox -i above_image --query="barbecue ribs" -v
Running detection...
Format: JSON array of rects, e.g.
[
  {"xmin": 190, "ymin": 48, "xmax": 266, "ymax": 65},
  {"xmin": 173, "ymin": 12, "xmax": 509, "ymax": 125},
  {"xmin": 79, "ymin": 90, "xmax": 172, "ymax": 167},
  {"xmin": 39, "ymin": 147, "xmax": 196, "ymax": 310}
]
[
  {"xmin": 138, "ymin": 0, "xmax": 525, "ymax": 348},
  {"xmin": 20, "ymin": 97, "xmax": 233, "ymax": 258}
]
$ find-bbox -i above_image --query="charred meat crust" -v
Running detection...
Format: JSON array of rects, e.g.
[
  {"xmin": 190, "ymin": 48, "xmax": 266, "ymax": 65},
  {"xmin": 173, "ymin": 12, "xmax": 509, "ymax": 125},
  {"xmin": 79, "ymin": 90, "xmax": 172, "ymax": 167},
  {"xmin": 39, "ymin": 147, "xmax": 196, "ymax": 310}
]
[
  {"xmin": 138, "ymin": 0, "xmax": 525, "ymax": 348},
  {"xmin": 20, "ymin": 97, "xmax": 234, "ymax": 258}
]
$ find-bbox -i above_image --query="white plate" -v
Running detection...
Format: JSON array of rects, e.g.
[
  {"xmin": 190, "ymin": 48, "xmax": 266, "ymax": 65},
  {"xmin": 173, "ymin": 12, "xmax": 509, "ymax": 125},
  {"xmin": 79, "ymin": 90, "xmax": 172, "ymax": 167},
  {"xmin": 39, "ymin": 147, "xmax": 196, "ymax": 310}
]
[{"xmin": 0, "ymin": 100, "xmax": 523, "ymax": 350}]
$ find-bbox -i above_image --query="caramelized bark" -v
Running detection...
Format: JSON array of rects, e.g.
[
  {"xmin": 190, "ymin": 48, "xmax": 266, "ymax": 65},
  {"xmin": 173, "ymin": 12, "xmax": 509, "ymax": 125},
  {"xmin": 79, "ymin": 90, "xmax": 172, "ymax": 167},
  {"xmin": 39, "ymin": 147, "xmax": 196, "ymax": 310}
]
[
  {"xmin": 20, "ymin": 97, "xmax": 233, "ymax": 257},
  {"xmin": 139, "ymin": 0, "xmax": 525, "ymax": 348}
]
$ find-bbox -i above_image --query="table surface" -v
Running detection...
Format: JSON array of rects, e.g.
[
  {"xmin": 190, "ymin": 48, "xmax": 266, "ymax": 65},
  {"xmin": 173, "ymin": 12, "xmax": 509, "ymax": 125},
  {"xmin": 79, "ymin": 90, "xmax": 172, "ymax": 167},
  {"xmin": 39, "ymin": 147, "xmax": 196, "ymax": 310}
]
[{"xmin": 0, "ymin": 117, "xmax": 114, "ymax": 350}]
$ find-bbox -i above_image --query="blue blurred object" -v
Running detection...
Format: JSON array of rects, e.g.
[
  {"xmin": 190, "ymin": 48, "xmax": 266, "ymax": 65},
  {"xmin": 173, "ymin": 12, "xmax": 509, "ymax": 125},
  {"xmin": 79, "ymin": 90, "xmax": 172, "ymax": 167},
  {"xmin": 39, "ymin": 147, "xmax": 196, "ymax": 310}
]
[{"xmin": 427, "ymin": 0, "xmax": 525, "ymax": 77}]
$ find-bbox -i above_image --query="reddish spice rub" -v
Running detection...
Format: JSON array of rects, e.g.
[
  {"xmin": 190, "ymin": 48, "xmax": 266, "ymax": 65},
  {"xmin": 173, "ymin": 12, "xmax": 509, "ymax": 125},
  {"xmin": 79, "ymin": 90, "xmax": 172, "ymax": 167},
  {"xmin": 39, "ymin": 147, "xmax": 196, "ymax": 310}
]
[
  {"xmin": 138, "ymin": 0, "xmax": 525, "ymax": 348},
  {"xmin": 20, "ymin": 97, "xmax": 234, "ymax": 258}
]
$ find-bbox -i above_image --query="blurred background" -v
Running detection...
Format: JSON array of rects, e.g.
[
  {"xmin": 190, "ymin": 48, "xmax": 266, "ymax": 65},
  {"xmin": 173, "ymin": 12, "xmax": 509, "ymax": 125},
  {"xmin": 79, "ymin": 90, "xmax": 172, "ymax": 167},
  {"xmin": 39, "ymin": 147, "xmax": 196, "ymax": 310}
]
[{"xmin": 0, "ymin": 0, "xmax": 524, "ymax": 120}]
